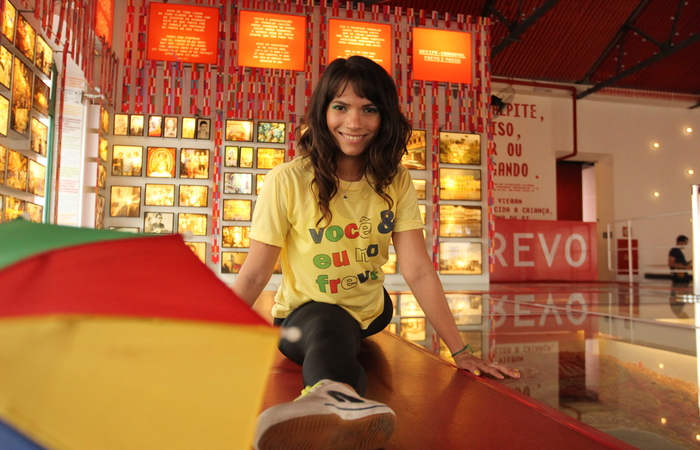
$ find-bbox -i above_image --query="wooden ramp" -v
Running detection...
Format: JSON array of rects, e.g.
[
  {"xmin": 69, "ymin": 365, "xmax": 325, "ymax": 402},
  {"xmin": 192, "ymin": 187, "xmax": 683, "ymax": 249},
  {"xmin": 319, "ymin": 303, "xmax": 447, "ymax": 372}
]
[{"xmin": 261, "ymin": 331, "xmax": 634, "ymax": 449}]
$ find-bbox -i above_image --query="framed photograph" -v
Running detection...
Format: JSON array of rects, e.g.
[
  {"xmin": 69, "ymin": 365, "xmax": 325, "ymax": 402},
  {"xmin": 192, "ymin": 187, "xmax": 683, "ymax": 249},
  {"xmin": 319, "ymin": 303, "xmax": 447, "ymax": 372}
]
[
  {"xmin": 223, "ymin": 199, "xmax": 253, "ymax": 221},
  {"xmin": 2, "ymin": 2, "xmax": 16, "ymax": 43},
  {"xmin": 109, "ymin": 226, "xmax": 140, "ymax": 233},
  {"xmin": 402, "ymin": 129, "xmax": 426, "ymax": 170},
  {"xmin": 26, "ymin": 201, "xmax": 43, "ymax": 223},
  {"xmin": 221, "ymin": 251, "xmax": 248, "ymax": 274},
  {"xmin": 0, "ymin": 46, "xmax": 12, "ymax": 89},
  {"xmin": 439, "ymin": 205, "xmax": 481, "ymax": 238},
  {"xmin": 382, "ymin": 252, "xmax": 397, "ymax": 274},
  {"xmin": 239, "ymin": 146, "xmax": 253, "ymax": 168},
  {"xmin": 439, "ymin": 131, "xmax": 481, "ymax": 165},
  {"xmin": 0, "ymin": 94, "xmax": 8, "ymax": 136},
  {"xmin": 147, "ymin": 115, "xmax": 163, "ymax": 137},
  {"xmin": 100, "ymin": 106, "xmax": 109, "ymax": 134},
  {"xmin": 144, "ymin": 211, "xmax": 174, "ymax": 234},
  {"xmin": 446, "ymin": 294, "xmax": 482, "ymax": 325},
  {"xmin": 418, "ymin": 204, "xmax": 426, "ymax": 225},
  {"xmin": 4, "ymin": 196, "xmax": 25, "ymax": 222},
  {"xmin": 109, "ymin": 185, "xmax": 141, "ymax": 217},
  {"xmin": 0, "ymin": 195, "xmax": 3, "ymax": 223},
  {"xmin": 15, "ymin": 15, "xmax": 35, "ymax": 62},
  {"xmin": 224, "ymin": 146, "xmax": 238, "ymax": 167},
  {"xmin": 146, "ymin": 146, "xmax": 176, "ymax": 178},
  {"xmin": 225, "ymin": 119, "xmax": 254, "ymax": 142},
  {"xmin": 27, "ymin": 159, "xmax": 45, "ymax": 197},
  {"xmin": 412, "ymin": 179, "xmax": 426, "ymax": 200},
  {"xmin": 6, "ymin": 149, "xmax": 27, "ymax": 191},
  {"xmin": 97, "ymin": 164, "xmax": 106, "ymax": 189},
  {"xmin": 113, "ymin": 113, "xmax": 129, "ymax": 136},
  {"xmin": 196, "ymin": 118, "xmax": 211, "ymax": 140},
  {"xmin": 439, "ymin": 168, "xmax": 481, "ymax": 201},
  {"xmin": 99, "ymin": 136, "xmax": 108, "ymax": 161},
  {"xmin": 35, "ymin": 35, "xmax": 53, "ymax": 78},
  {"xmin": 11, "ymin": 56, "xmax": 32, "ymax": 136},
  {"xmin": 222, "ymin": 225, "xmax": 251, "ymax": 248},
  {"xmin": 32, "ymin": 75, "xmax": 49, "ymax": 116},
  {"xmin": 398, "ymin": 294, "xmax": 424, "ymax": 316},
  {"xmin": 224, "ymin": 172, "xmax": 253, "ymax": 194},
  {"xmin": 129, "ymin": 114, "xmax": 145, "ymax": 136},
  {"xmin": 256, "ymin": 147, "xmax": 284, "ymax": 169},
  {"xmin": 144, "ymin": 183, "xmax": 175, "ymax": 206},
  {"xmin": 163, "ymin": 116, "xmax": 178, "ymax": 138},
  {"xmin": 0, "ymin": 145, "xmax": 6, "ymax": 185},
  {"xmin": 256, "ymin": 174, "xmax": 266, "ymax": 195},
  {"xmin": 257, "ymin": 121, "xmax": 286, "ymax": 143},
  {"xmin": 95, "ymin": 195, "xmax": 105, "ymax": 229},
  {"xmin": 177, "ymin": 212, "xmax": 207, "ymax": 236},
  {"xmin": 179, "ymin": 148, "xmax": 209, "ymax": 179},
  {"xmin": 185, "ymin": 241, "xmax": 206, "ymax": 263},
  {"xmin": 400, "ymin": 318, "xmax": 426, "ymax": 342},
  {"xmin": 181, "ymin": 117, "xmax": 196, "ymax": 139},
  {"xmin": 178, "ymin": 184, "xmax": 209, "ymax": 208},
  {"xmin": 438, "ymin": 242, "xmax": 482, "ymax": 275},
  {"xmin": 30, "ymin": 117, "xmax": 48, "ymax": 156},
  {"xmin": 111, "ymin": 145, "xmax": 143, "ymax": 177}
]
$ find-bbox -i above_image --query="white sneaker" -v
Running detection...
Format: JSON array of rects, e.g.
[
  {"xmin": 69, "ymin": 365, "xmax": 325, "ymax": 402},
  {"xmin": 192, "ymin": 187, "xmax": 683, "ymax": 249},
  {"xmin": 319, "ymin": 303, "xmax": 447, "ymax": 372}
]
[{"xmin": 253, "ymin": 379, "xmax": 395, "ymax": 450}]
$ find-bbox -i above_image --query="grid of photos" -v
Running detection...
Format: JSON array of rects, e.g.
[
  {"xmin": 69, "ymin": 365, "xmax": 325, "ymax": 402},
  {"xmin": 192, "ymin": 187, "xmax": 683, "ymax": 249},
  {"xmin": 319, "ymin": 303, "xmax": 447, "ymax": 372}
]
[
  {"xmin": 104, "ymin": 116, "xmax": 289, "ymax": 272},
  {"xmin": 0, "ymin": 4, "xmax": 55, "ymax": 225}
]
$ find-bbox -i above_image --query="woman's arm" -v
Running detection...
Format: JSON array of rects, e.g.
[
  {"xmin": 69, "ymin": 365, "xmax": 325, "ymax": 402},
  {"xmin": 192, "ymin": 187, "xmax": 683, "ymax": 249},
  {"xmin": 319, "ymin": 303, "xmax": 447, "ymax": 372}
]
[
  {"xmin": 232, "ymin": 239, "xmax": 282, "ymax": 307},
  {"xmin": 392, "ymin": 229, "xmax": 519, "ymax": 379}
]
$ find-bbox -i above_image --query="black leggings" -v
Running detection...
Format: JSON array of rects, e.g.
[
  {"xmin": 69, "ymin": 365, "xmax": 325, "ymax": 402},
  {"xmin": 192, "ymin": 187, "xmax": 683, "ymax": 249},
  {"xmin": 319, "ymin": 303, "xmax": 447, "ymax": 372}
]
[{"xmin": 273, "ymin": 290, "xmax": 393, "ymax": 397}]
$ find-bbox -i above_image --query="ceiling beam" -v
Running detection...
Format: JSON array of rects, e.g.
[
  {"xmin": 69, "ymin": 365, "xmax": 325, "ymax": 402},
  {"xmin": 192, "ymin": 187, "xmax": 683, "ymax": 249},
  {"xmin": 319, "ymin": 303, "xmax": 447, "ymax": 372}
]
[
  {"xmin": 491, "ymin": 0, "xmax": 563, "ymax": 57},
  {"xmin": 581, "ymin": 0, "xmax": 652, "ymax": 84},
  {"xmin": 577, "ymin": 32, "xmax": 700, "ymax": 99}
]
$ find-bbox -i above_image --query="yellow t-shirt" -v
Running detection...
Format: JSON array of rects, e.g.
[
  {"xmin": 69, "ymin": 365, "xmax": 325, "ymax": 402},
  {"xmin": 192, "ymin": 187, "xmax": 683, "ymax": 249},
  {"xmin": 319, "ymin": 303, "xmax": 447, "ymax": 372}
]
[{"xmin": 250, "ymin": 157, "xmax": 423, "ymax": 329}]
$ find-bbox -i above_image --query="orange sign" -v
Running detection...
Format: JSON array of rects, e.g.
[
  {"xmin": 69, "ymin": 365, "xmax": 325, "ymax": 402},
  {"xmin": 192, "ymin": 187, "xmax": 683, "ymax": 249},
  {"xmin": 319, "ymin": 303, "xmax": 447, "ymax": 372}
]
[
  {"xmin": 412, "ymin": 28, "xmax": 473, "ymax": 84},
  {"xmin": 147, "ymin": 3, "xmax": 219, "ymax": 64},
  {"xmin": 237, "ymin": 11, "xmax": 306, "ymax": 71},
  {"xmin": 328, "ymin": 19, "xmax": 392, "ymax": 73},
  {"xmin": 95, "ymin": 0, "xmax": 114, "ymax": 47}
]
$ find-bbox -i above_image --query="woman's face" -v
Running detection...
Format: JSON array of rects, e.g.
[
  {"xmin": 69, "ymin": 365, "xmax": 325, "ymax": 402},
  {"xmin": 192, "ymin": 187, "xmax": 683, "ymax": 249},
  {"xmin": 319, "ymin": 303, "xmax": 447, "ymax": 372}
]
[{"xmin": 325, "ymin": 82, "xmax": 381, "ymax": 159}]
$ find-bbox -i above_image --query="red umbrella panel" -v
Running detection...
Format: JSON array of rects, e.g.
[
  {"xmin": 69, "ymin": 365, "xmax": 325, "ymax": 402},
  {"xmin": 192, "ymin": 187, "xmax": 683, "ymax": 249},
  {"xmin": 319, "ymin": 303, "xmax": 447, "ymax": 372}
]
[{"xmin": 0, "ymin": 219, "xmax": 279, "ymax": 450}]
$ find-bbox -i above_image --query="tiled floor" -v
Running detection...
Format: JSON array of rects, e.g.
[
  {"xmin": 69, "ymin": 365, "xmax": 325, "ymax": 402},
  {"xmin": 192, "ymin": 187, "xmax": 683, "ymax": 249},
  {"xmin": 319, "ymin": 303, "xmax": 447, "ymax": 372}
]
[{"xmin": 254, "ymin": 280, "xmax": 700, "ymax": 449}]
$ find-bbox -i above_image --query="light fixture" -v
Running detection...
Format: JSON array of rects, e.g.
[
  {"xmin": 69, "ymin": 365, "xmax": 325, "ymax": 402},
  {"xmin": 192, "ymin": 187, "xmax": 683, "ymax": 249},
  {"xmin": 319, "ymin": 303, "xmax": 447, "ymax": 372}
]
[
  {"xmin": 653, "ymin": 192, "xmax": 660, "ymax": 197},
  {"xmin": 661, "ymin": 418, "xmax": 667, "ymax": 424},
  {"xmin": 658, "ymin": 363, "xmax": 664, "ymax": 369},
  {"xmin": 653, "ymin": 142, "xmax": 660, "ymax": 148},
  {"xmin": 686, "ymin": 127, "xmax": 693, "ymax": 133},
  {"xmin": 689, "ymin": 169, "xmax": 695, "ymax": 175}
]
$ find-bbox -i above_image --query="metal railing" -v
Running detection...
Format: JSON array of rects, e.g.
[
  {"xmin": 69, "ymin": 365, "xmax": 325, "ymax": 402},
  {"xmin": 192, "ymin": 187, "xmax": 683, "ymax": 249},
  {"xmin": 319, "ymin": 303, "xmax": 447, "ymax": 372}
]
[{"xmin": 606, "ymin": 184, "xmax": 698, "ymax": 294}]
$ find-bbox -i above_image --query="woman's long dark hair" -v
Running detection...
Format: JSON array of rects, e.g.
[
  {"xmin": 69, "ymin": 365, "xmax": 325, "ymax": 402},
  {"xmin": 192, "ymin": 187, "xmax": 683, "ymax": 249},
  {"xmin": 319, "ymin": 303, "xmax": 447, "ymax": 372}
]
[{"xmin": 297, "ymin": 56, "xmax": 412, "ymax": 226}]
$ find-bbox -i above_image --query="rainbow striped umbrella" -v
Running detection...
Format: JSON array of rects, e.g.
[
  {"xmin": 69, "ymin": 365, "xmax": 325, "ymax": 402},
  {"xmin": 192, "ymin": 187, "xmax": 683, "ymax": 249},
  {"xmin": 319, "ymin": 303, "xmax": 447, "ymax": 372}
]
[{"xmin": 0, "ymin": 219, "xmax": 278, "ymax": 449}]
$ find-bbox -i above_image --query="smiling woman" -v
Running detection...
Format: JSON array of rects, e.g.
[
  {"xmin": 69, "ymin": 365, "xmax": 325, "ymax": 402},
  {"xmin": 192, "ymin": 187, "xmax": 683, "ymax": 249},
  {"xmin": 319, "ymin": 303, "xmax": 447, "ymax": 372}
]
[{"xmin": 231, "ymin": 56, "xmax": 519, "ymax": 450}]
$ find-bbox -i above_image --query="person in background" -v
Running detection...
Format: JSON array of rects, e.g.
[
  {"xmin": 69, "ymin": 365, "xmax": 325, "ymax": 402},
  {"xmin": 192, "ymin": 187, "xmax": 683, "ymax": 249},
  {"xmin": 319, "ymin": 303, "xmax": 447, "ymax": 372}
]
[
  {"xmin": 232, "ymin": 56, "xmax": 519, "ymax": 450},
  {"xmin": 669, "ymin": 234, "xmax": 692, "ymax": 286}
]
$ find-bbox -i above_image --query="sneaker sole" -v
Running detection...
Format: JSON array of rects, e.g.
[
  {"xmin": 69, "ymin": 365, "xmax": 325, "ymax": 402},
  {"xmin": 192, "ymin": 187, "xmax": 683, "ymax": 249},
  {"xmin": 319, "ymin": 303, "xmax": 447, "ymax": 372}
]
[{"xmin": 256, "ymin": 410, "xmax": 395, "ymax": 450}]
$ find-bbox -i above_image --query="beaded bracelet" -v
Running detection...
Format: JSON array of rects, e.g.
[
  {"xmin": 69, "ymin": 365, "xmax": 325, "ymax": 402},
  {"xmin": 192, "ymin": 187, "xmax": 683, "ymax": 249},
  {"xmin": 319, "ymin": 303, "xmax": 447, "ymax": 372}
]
[{"xmin": 451, "ymin": 344, "xmax": 473, "ymax": 358}]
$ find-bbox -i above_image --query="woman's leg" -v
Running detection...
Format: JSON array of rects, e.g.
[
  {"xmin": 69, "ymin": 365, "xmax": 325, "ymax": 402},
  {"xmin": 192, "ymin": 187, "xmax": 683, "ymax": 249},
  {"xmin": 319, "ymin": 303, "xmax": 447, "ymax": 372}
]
[{"xmin": 276, "ymin": 290, "xmax": 393, "ymax": 396}]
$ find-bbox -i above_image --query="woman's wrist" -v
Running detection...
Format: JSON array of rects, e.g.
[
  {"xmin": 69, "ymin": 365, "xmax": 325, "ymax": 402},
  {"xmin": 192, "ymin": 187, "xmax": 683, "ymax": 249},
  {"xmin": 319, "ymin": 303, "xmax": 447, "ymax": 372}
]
[{"xmin": 451, "ymin": 344, "xmax": 473, "ymax": 358}]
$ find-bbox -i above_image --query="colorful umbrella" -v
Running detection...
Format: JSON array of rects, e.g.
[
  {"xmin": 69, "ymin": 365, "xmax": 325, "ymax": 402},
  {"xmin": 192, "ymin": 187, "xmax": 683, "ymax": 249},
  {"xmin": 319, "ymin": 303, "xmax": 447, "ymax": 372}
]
[{"xmin": 0, "ymin": 219, "xmax": 278, "ymax": 449}]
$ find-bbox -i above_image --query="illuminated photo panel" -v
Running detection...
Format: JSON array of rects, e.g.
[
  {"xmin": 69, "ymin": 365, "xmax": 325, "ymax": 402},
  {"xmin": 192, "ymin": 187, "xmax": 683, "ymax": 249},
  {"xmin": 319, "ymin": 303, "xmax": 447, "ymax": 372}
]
[
  {"xmin": 147, "ymin": 2, "xmax": 219, "ymax": 64},
  {"xmin": 238, "ymin": 11, "xmax": 306, "ymax": 71},
  {"xmin": 328, "ymin": 19, "xmax": 391, "ymax": 73},
  {"xmin": 412, "ymin": 28, "xmax": 473, "ymax": 85}
]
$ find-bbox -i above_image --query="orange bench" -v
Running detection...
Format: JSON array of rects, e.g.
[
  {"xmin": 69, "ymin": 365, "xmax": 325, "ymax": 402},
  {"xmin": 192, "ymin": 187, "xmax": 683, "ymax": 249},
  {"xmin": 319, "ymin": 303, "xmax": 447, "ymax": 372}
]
[{"xmin": 260, "ymin": 331, "xmax": 633, "ymax": 449}]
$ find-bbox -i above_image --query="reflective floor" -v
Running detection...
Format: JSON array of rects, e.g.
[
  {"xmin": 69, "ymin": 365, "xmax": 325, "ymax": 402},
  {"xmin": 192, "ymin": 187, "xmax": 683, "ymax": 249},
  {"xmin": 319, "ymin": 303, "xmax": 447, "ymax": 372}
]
[
  {"xmin": 254, "ymin": 281, "xmax": 700, "ymax": 449},
  {"xmin": 386, "ymin": 281, "xmax": 700, "ymax": 450}
]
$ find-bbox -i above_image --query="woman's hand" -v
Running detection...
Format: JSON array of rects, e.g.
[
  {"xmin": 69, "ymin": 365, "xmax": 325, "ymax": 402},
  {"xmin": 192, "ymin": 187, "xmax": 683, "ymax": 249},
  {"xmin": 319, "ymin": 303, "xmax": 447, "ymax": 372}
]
[{"xmin": 453, "ymin": 351, "xmax": 521, "ymax": 379}]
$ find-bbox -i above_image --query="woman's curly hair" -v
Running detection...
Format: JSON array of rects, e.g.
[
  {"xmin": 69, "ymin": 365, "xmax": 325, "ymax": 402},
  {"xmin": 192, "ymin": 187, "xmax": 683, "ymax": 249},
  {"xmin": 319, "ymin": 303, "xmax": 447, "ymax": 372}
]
[{"xmin": 296, "ymin": 56, "xmax": 412, "ymax": 226}]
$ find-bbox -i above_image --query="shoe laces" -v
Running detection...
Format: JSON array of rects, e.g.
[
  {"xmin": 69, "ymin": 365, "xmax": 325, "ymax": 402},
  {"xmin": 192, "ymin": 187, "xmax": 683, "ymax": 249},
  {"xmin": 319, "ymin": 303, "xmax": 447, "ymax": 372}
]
[{"xmin": 296, "ymin": 380, "xmax": 325, "ymax": 400}]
